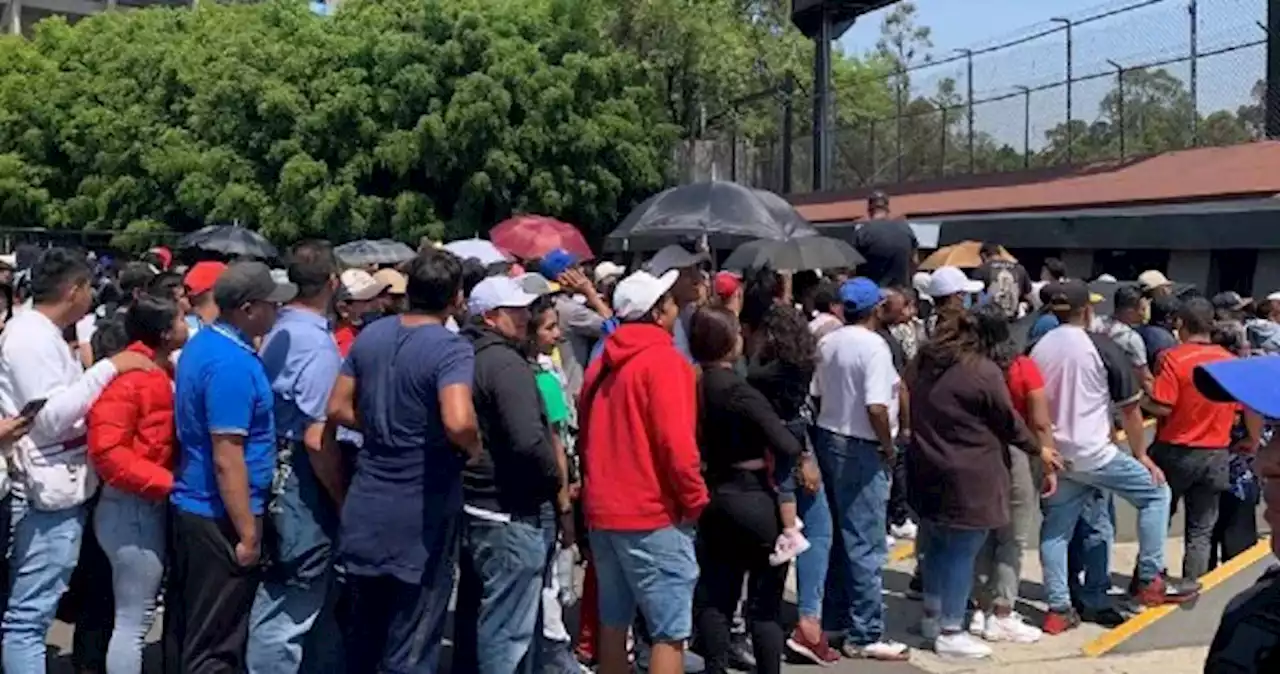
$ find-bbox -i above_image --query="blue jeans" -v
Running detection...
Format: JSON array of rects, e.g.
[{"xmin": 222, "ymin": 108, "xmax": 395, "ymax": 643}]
[
  {"xmin": 1041, "ymin": 450, "xmax": 1171, "ymax": 610},
  {"xmin": 814, "ymin": 429, "xmax": 891, "ymax": 646},
  {"xmin": 453, "ymin": 509, "xmax": 554, "ymax": 674},
  {"xmin": 94, "ymin": 487, "xmax": 165, "ymax": 674},
  {"xmin": 794, "ymin": 479, "xmax": 833, "ymax": 621},
  {"xmin": 248, "ymin": 439, "xmax": 341, "ymax": 674},
  {"xmin": 2, "ymin": 498, "xmax": 88, "ymax": 674},
  {"xmin": 1066, "ymin": 489, "xmax": 1114, "ymax": 611},
  {"xmin": 920, "ymin": 523, "xmax": 989, "ymax": 632},
  {"xmin": 590, "ymin": 526, "xmax": 698, "ymax": 642}
]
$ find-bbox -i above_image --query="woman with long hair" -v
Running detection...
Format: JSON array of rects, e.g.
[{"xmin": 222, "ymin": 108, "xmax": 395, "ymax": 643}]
[
  {"xmin": 905, "ymin": 309, "xmax": 1044, "ymax": 659},
  {"xmin": 967, "ymin": 304, "xmax": 1059, "ymax": 643},
  {"xmin": 691, "ymin": 306, "xmax": 801, "ymax": 674},
  {"xmin": 86, "ymin": 294, "xmax": 188, "ymax": 673}
]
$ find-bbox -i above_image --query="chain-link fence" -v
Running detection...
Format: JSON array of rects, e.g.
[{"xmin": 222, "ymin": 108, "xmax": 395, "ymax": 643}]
[{"xmin": 691, "ymin": 0, "xmax": 1274, "ymax": 194}]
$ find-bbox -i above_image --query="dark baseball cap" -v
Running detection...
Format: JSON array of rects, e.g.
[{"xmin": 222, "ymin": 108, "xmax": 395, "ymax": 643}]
[
  {"xmin": 214, "ymin": 261, "xmax": 297, "ymax": 311},
  {"xmin": 1211, "ymin": 291, "xmax": 1251, "ymax": 312},
  {"xmin": 1044, "ymin": 279, "xmax": 1102, "ymax": 312},
  {"xmin": 644, "ymin": 245, "xmax": 709, "ymax": 275}
]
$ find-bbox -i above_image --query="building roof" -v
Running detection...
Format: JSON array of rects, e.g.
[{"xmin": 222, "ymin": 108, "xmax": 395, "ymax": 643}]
[{"xmin": 793, "ymin": 141, "xmax": 1280, "ymax": 223}]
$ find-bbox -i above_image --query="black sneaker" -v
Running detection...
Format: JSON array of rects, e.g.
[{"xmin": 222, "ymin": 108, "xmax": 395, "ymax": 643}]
[
  {"xmin": 1080, "ymin": 605, "xmax": 1129, "ymax": 628},
  {"xmin": 907, "ymin": 573, "xmax": 923, "ymax": 601}
]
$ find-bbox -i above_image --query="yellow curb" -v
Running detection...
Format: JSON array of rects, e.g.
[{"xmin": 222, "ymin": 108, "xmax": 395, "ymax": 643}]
[
  {"xmin": 888, "ymin": 540, "xmax": 916, "ymax": 563},
  {"xmin": 1081, "ymin": 537, "xmax": 1273, "ymax": 657}
]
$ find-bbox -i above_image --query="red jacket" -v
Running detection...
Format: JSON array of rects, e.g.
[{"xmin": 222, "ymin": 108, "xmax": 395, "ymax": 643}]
[
  {"xmin": 87, "ymin": 342, "xmax": 176, "ymax": 501},
  {"xmin": 579, "ymin": 323, "xmax": 708, "ymax": 531}
]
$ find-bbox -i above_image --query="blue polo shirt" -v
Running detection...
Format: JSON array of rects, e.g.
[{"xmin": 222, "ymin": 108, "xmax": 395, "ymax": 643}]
[
  {"xmin": 261, "ymin": 307, "xmax": 342, "ymax": 440},
  {"xmin": 172, "ymin": 322, "xmax": 277, "ymax": 518}
]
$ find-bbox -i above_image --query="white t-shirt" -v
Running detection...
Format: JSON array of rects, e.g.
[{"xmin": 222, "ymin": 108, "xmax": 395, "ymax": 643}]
[
  {"xmin": 1030, "ymin": 324, "xmax": 1142, "ymax": 472},
  {"xmin": 813, "ymin": 324, "xmax": 900, "ymax": 441}
]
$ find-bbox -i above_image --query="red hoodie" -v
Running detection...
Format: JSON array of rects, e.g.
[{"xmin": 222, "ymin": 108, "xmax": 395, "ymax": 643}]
[{"xmin": 580, "ymin": 323, "xmax": 708, "ymax": 531}]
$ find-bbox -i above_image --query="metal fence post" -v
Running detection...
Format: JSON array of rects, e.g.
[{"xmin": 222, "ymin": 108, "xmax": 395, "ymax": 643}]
[
  {"xmin": 1052, "ymin": 17, "xmax": 1074, "ymax": 164},
  {"xmin": 958, "ymin": 49, "xmax": 975, "ymax": 173},
  {"xmin": 1108, "ymin": 60, "xmax": 1126, "ymax": 159},
  {"xmin": 1016, "ymin": 85, "xmax": 1031, "ymax": 169},
  {"xmin": 939, "ymin": 106, "xmax": 949, "ymax": 177},
  {"xmin": 868, "ymin": 119, "xmax": 878, "ymax": 182},
  {"xmin": 781, "ymin": 75, "xmax": 794, "ymax": 194},
  {"xmin": 1189, "ymin": 0, "xmax": 1199, "ymax": 145},
  {"xmin": 896, "ymin": 69, "xmax": 905, "ymax": 183}
]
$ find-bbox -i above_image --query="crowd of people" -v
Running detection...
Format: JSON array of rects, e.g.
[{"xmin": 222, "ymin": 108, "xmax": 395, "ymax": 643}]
[{"xmin": 0, "ymin": 206, "xmax": 1273, "ymax": 674}]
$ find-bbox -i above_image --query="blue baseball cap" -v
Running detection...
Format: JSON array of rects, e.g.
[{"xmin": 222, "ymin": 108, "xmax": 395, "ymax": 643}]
[
  {"xmin": 1194, "ymin": 356, "xmax": 1280, "ymax": 420},
  {"xmin": 838, "ymin": 277, "xmax": 884, "ymax": 312},
  {"xmin": 539, "ymin": 248, "xmax": 578, "ymax": 280}
]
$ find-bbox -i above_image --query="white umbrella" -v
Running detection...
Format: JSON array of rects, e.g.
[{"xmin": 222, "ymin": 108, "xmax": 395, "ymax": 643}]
[{"xmin": 443, "ymin": 238, "xmax": 509, "ymax": 265}]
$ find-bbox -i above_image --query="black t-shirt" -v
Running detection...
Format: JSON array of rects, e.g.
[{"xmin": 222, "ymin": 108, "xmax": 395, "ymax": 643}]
[
  {"xmin": 878, "ymin": 327, "xmax": 907, "ymax": 374},
  {"xmin": 854, "ymin": 220, "xmax": 917, "ymax": 288},
  {"xmin": 1206, "ymin": 565, "xmax": 1280, "ymax": 673}
]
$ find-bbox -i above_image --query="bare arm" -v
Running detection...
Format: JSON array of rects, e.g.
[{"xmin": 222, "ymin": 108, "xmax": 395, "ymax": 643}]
[
  {"xmin": 304, "ymin": 420, "xmax": 346, "ymax": 506},
  {"xmin": 440, "ymin": 384, "xmax": 481, "ymax": 460},
  {"xmin": 326, "ymin": 374, "xmax": 359, "ymax": 430},
  {"xmin": 212, "ymin": 433, "xmax": 258, "ymax": 551}
]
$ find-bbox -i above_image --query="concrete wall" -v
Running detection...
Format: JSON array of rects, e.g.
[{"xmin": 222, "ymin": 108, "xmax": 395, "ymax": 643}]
[{"xmin": 1168, "ymin": 251, "xmax": 1212, "ymax": 292}]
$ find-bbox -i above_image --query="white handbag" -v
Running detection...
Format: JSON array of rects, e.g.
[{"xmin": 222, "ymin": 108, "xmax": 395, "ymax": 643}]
[{"xmin": 17, "ymin": 436, "xmax": 97, "ymax": 511}]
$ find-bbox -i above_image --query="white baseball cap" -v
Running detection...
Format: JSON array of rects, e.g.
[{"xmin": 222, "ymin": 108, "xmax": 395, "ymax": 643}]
[
  {"xmin": 340, "ymin": 269, "xmax": 389, "ymax": 301},
  {"xmin": 468, "ymin": 276, "xmax": 539, "ymax": 315},
  {"xmin": 1137, "ymin": 269, "xmax": 1173, "ymax": 291},
  {"xmin": 593, "ymin": 261, "xmax": 626, "ymax": 284},
  {"xmin": 613, "ymin": 270, "xmax": 679, "ymax": 321},
  {"xmin": 1266, "ymin": 291, "xmax": 1280, "ymax": 302},
  {"xmin": 926, "ymin": 266, "xmax": 984, "ymax": 298}
]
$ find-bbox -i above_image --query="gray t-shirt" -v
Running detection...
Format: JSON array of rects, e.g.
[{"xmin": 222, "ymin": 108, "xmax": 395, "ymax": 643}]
[{"xmin": 1095, "ymin": 315, "xmax": 1148, "ymax": 371}]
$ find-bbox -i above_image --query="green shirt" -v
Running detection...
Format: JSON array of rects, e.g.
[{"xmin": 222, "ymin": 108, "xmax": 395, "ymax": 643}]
[{"xmin": 535, "ymin": 370, "xmax": 570, "ymax": 426}]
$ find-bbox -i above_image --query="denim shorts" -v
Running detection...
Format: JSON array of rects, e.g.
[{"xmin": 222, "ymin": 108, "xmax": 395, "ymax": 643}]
[{"xmin": 589, "ymin": 526, "xmax": 698, "ymax": 642}]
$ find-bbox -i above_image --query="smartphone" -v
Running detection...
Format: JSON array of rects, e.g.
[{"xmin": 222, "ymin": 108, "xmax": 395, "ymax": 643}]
[{"xmin": 19, "ymin": 399, "xmax": 46, "ymax": 421}]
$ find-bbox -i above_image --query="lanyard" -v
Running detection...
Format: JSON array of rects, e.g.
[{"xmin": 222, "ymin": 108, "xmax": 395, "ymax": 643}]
[{"xmin": 208, "ymin": 322, "xmax": 257, "ymax": 356}]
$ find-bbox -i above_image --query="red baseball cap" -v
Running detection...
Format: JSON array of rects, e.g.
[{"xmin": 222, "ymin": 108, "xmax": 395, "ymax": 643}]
[
  {"xmin": 713, "ymin": 271, "xmax": 742, "ymax": 300},
  {"xmin": 184, "ymin": 261, "xmax": 228, "ymax": 297}
]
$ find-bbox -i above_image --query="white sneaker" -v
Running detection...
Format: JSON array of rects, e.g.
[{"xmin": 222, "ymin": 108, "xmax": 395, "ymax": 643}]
[
  {"xmin": 920, "ymin": 616, "xmax": 941, "ymax": 641},
  {"xmin": 890, "ymin": 519, "xmax": 918, "ymax": 540},
  {"xmin": 967, "ymin": 610, "xmax": 985, "ymax": 636},
  {"xmin": 983, "ymin": 612, "xmax": 1043, "ymax": 643},
  {"xmin": 934, "ymin": 632, "xmax": 992, "ymax": 660}
]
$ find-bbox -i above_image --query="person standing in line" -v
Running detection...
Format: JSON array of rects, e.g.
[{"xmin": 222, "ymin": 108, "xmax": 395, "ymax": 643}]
[
  {"xmin": 691, "ymin": 306, "xmax": 802, "ymax": 674},
  {"xmin": 643, "ymin": 245, "xmax": 709, "ymax": 364},
  {"xmin": 852, "ymin": 192, "xmax": 918, "ymax": 288},
  {"xmin": 906, "ymin": 308, "xmax": 1046, "ymax": 659},
  {"xmin": 1031, "ymin": 280, "xmax": 1197, "ymax": 636},
  {"xmin": 87, "ymin": 295, "xmax": 188, "ymax": 674},
  {"xmin": 1138, "ymin": 293, "xmax": 1182, "ymax": 370},
  {"xmin": 453, "ymin": 276, "xmax": 563, "ymax": 674},
  {"xmin": 332, "ymin": 269, "xmax": 390, "ymax": 358},
  {"xmin": 0, "ymin": 249, "xmax": 154, "ymax": 674},
  {"xmin": 183, "ymin": 261, "xmax": 227, "ymax": 339},
  {"xmin": 1096, "ymin": 285, "xmax": 1154, "ymax": 393},
  {"xmin": 326, "ymin": 250, "xmax": 481, "ymax": 674},
  {"xmin": 811, "ymin": 278, "xmax": 911, "ymax": 662},
  {"xmin": 1146, "ymin": 297, "xmax": 1263, "ymax": 583},
  {"xmin": 539, "ymin": 249, "xmax": 613, "ymax": 402},
  {"xmin": 166, "ymin": 261, "xmax": 296, "ymax": 674},
  {"xmin": 580, "ymin": 270, "xmax": 708, "ymax": 674},
  {"xmin": 248, "ymin": 242, "xmax": 348, "ymax": 674},
  {"xmin": 924, "ymin": 266, "xmax": 983, "ymax": 335},
  {"xmin": 975, "ymin": 243, "xmax": 1032, "ymax": 320}
]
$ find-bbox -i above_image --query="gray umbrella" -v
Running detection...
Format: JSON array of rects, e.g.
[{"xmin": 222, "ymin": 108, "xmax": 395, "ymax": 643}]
[
  {"xmin": 722, "ymin": 236, "xmax": 864, "ymax": 272},
  {"xmin": 605, "ymin": 182, "xmax": 817, "ymax": 252},
  {"xmin": 178, "ymin": 224, "xmax": 278, "ymax": 259},
  {"xmin": 335, "ymin": 239, "xmax": 416, "ymax": 266}
]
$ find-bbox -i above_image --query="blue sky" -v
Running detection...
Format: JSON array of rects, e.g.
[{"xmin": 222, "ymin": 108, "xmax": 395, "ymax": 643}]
[{"xmin": 834, "ymin": 0, "xmax": 1267, "ymax": 147}]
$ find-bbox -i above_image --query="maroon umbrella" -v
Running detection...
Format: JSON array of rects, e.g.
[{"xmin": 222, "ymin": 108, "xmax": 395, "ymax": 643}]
[{"xmin": 490, "ymin": 215, "xmax": 593, "ymax": 261}]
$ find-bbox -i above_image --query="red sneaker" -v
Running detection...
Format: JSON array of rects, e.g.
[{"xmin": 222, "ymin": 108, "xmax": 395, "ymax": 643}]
[
  {"xmin": 786, "ymin": 627, "xmax": 841, "ymax": 666},
  {"xmin": 1134, "ymin": 574, "xmax": 1200, "ymax": 607},
  {"xmin": 1042, "ymin": 608, "xmax": 1081, "ymax": 635}
]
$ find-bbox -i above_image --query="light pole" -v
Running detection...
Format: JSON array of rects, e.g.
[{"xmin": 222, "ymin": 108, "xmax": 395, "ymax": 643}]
[{"xmin": 1016, "ymin": 85, "xmax": 1031, "ymax": 169}]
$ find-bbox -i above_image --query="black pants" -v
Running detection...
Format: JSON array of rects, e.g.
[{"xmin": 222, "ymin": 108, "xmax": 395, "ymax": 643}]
[
  {"xmin": 693, "ymin": 470, "xmax": 787, "ymax": 674},
  {"xmin": 341, "ymin": 572, "xmax": 457, "ymax": 674},
  {"xmin": 63, "ymin": 500, "xmax": 113, "ymax": 672},
  {"xmin": 888, "ymin": 444, "xmax": 911, "ymax": 528},
  {"xmin": 1150, "ymin": 443, "xmax": 1231, "ymax": 581},
  {"xmin": 162, "ymin": 510, "xmax": 261, "ymax": 674},
  {"xmin": 1211, "ymin": 490, "xmax": 1259, "ymax": 570}
]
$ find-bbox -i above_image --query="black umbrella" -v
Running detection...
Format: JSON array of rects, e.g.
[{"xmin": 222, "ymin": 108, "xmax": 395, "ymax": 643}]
[
  {"xmin": 178, "ymin": 224, "xmax": 278, "ymax": 259},
  {"xmin": 722, "ymin": 236, "xmax": 864, "ymax": 272},
  {"xmin": 605, "ymin": 181, "xmax": 817, "ymax": 252},
  {"xmin": 335, "ymin": 239, "xmax": 416, "ymax": 266}
]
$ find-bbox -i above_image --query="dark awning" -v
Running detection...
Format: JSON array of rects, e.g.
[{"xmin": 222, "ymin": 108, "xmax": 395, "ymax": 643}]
[{"xmin": 930, "ymin": 198, "xmax": 1280, "ymax": 250}]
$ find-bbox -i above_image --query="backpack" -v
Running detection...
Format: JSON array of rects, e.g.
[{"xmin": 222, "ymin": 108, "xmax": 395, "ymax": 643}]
[{"xmin": 988, "ymin": 262, "xmax": 1021, "ymax": 319}]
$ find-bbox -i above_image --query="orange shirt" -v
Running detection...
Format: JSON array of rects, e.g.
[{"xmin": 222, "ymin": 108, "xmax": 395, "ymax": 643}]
[
  {"xmin": 1151, "ymin": 342, "xmax": 1239, "ymax": 448},
  {"xmin": 334, "ymin": 323, "xmax": 358, "ymax": 358}
]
